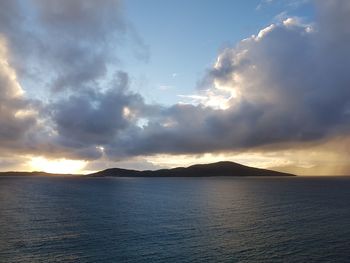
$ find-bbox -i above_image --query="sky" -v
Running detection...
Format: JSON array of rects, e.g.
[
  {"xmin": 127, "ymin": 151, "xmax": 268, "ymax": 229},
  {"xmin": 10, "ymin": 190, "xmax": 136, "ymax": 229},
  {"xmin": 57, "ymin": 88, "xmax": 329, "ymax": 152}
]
[{"xmin": 0, "ymin": 0, "xmax": 349, "ymax": 175}]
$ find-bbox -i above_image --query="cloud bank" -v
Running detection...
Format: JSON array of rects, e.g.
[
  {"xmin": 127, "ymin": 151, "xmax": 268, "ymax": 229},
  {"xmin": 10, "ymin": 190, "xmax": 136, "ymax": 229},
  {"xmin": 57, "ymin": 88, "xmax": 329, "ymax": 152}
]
[
  {"xmin": 0, "ymin": 0, "xmax": 349, "ymax": 172},
  {"xmin": 107, "ymin": 0, "xmax": 350, "ymax": 157}
]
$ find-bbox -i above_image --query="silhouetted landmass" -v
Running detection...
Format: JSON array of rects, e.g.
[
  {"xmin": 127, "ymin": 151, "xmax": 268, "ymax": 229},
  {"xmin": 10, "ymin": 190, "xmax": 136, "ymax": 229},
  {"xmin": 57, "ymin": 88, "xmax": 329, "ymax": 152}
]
[
  {"xmin": 0, "ymin": 171, "xmax": 77, "ymax": 177},
  {"xmin": 88, "ymin": 161, "xmax": 295, "ymax": 177},
  {"xmin": 0, "ymin": 162, "xmax": 295, "ymax": 177}
]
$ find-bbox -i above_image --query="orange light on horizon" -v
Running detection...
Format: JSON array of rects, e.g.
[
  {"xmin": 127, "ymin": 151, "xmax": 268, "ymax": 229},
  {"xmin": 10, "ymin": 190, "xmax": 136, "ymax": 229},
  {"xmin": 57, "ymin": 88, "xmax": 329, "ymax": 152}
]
[{"xmin": 29, "ymin": 157, "xmax": 86, "ymax": 174}]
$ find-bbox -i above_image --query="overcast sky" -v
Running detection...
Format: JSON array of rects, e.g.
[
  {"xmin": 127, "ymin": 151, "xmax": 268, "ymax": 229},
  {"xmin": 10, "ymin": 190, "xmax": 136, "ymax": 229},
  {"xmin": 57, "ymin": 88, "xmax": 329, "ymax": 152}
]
[{"xmin": 0, "ymin": 0, "xmax": 349, "ymax": 175}]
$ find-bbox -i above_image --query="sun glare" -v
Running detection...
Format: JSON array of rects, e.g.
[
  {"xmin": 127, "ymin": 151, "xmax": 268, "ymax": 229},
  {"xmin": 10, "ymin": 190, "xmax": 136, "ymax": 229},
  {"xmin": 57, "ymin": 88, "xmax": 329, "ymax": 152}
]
[{"xmin": 30, "ymin": 157, "xmax": 86, "ymax": 174}]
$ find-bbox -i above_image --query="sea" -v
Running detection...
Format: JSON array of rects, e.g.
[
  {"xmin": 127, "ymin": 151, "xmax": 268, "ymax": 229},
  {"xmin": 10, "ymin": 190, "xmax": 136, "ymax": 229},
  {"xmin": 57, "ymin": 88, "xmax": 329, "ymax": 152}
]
[{"xmin": 0, "ymin": 176, "xmax": 349, "ymax": 262}]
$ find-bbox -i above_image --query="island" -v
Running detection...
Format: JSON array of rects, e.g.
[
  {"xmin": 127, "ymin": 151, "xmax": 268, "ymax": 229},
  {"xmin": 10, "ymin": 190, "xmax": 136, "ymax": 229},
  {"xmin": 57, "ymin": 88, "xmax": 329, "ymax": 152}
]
[{"xmin": 88, "ymin": 161, "xmax": 295, "ymax": 177}]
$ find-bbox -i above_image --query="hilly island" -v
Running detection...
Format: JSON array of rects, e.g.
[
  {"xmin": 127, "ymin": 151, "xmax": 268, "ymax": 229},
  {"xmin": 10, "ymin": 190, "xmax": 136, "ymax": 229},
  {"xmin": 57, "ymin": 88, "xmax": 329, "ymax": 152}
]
[{"xmin": 88, "ymin": 161, "xmax": 294, "ymax": 177}]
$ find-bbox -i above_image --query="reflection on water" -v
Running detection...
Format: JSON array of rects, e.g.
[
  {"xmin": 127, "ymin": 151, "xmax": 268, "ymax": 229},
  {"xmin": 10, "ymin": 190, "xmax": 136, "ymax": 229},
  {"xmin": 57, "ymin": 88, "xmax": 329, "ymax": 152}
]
[{"xmin": 0, "ymin": 176, "xmax": 350, "ymax": 262}]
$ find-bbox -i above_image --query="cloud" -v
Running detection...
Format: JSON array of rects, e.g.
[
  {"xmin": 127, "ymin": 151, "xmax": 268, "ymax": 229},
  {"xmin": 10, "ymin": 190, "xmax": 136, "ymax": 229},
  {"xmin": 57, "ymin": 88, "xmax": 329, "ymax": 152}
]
[
  {"xmin": 0, "ymin": 0, "xmax": 149, "ymax": 162},
  {"xmin": 256, "ymin": 0, "xmax": 310, "ymax": 10},
  {"xmin": 31, "ymin": 0, "xmax": 126, "ymax": 92},
  {"xmin": 0, "ymin": 36, "xmax": 38, "ymax": 146},
  {"xmin": 49, "ymin": 71, "xmax": 149, "ymax": 159},
  {"xmin": 103, "ymin": 0, "xmax": 350, "ymax": 157},
  {"xmin": 0, "ymin": 0, "xmax": 148, "ymax": 93},
  {"xmin": 0, "ymin": 0, "xmax": 350, "ymax": 172}
]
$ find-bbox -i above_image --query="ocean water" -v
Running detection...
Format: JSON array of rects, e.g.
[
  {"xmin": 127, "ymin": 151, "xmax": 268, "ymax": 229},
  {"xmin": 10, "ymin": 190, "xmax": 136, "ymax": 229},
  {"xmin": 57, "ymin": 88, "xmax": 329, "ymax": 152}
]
[{"xmin": 0, "ymin": 176, "xmax": 350, "ymax": 262}]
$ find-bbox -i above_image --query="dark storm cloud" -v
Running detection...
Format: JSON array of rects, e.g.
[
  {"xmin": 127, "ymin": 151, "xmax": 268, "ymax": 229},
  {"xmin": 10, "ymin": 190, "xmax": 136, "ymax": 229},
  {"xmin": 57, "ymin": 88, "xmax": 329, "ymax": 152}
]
[{"xmin": 49, "ymin": 71, "xmax": 148, "ymax": 159}]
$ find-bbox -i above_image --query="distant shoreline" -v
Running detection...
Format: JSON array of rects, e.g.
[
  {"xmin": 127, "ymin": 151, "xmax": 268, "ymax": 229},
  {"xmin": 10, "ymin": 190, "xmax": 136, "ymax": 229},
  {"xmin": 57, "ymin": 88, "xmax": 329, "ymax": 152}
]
[{"xmin": 0, "ymin": 161, "xmax": 295, "ymax": 177}]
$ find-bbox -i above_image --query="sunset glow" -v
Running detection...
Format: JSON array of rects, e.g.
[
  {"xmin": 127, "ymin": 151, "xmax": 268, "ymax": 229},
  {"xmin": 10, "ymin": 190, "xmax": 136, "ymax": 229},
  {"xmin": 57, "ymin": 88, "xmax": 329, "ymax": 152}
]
[{"xmin": 30, "ymin": 157, "xmax": 86, "ymax": 174}]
